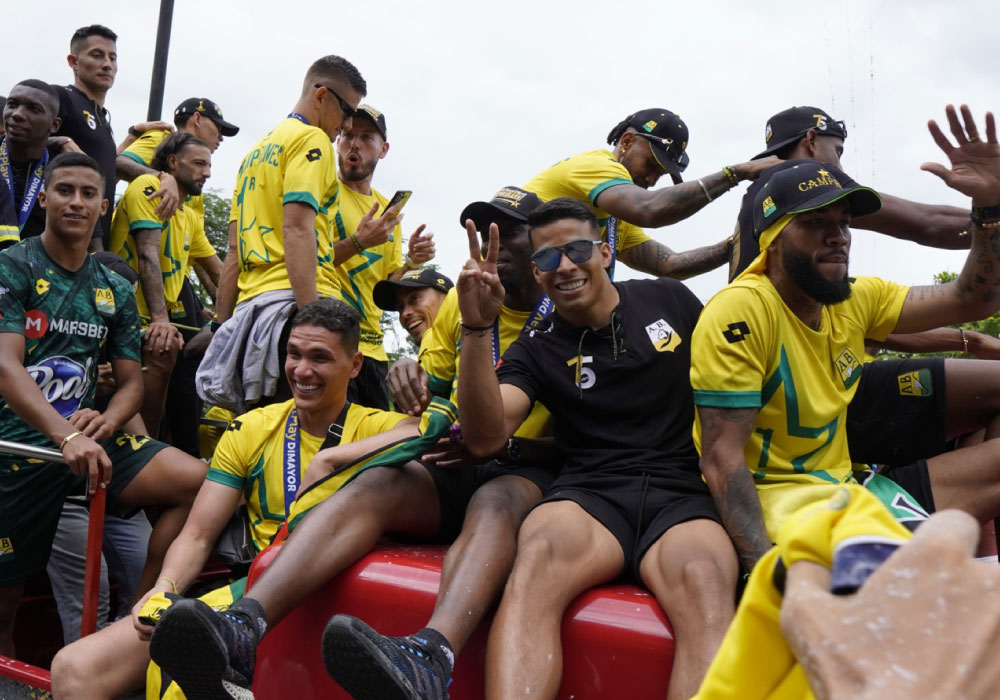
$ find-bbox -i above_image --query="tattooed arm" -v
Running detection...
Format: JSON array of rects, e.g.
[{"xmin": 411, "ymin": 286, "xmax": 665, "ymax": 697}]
[
  {"xmin": 617, "ymin": 237, "xmax": 730, "ymax": 279},
  {"xmin": 893, "ymin": 106, "xmax": 1000, "ymax": 334},
  {"xmin": 594, "ymin": 158, "xmax": 779, "ymax": 229},
  {"xmin": 698, "ymin": 405, "xmax": 772, "ymax": 574}
]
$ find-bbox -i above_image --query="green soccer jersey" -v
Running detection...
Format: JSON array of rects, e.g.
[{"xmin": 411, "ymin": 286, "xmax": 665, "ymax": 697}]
[{"xmin": 0, "ymin": 237, "xmax": 141, "ymax": 448}]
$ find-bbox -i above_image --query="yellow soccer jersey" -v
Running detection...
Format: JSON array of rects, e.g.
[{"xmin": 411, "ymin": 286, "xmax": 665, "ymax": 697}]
[
  {"xmin": 109, "ymin": 174, "xmax": 204, "ymax": 319},
  {"xmin": 232, "ymin": 118, "xmax": 340, "ymax": 305},
  {"xmin": 121, "ymin": 128, "xmax": 206, "ymax": 226},
  {"xmin": 419, "ymin": 288, "xmax": 552, "ymax": 438},
  {"xmin": 333, "ymin": 185, "xmax": 403, "ymax": 362},
  {"xmin": 690, "ymin": 273, "xmax": 908, "ymax": 539},
  {"xmin": 524, "ymin": 149, "xmax": 650, "ymax": 255},
  {"xmin": 206, "ymin": 398, "xmax": 408, "ymax": 551}
]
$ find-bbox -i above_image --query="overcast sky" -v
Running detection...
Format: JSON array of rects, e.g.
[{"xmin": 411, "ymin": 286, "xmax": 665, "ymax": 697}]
[{"xmin": 6, "ymin": 0, "xmax": 1000, "ymax": 306}]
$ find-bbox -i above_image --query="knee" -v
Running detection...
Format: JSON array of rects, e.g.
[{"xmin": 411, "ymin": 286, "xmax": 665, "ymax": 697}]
[
  {"xmin": 506, "ymin": 533, "xmax": 557, "ymax": 597},
  {"xmin": 467, "ymin": 481, "xmax": 537, "ymax": 530},
  {"xmin": 669, "ymin": 557, "xmax": 736, "ymax": 618},
  {"xmin": 51, "ymin": 643, "xmax": 95, "ymax": 695}
]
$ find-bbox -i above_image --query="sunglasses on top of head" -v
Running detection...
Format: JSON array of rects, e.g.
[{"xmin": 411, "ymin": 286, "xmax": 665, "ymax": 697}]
[{"xmin": 530, "ymin": 239, "xmax": 603, "ymax": 271}]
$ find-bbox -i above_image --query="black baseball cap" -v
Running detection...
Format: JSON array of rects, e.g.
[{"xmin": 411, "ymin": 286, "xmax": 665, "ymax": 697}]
[
  {"xmin": 753, "ymin": 106, "xmax": 847, "ymax": 160},
  {"xmin": 608, "ymin": 108, "xmax": 690, "ymax": 184},
  {"xmin": 752, "ymin": 161, "xmax": 881, "ymax": 239},
  {"xmin": 354, "ymin": 104, "xmax": 387, "ymax": 140},
  {"xmin": 373, "ymin": 268, "xmax": 454, "ymax": 312},
  {"xmin": 174, "ymin": 98, "xmax": 239, "ymax": 137},
  {"xmin": 459, "ymin": 186, "xmax": 542, "ymax": 230}
]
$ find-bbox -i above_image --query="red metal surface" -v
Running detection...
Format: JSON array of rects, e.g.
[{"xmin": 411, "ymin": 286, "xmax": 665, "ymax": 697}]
[
  {"xmin": 81, "ymin": 468, "xmax": 107, "ymax": 639},
  {"xmin": 0, "ymin": 656, "xmax": 51, "ymax": 692},
  {"xmin": 250, "ymin": 543, "xmax": 674, "ymax": 699}
]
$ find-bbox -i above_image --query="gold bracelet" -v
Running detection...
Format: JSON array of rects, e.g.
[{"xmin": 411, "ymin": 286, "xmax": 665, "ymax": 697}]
[
  {"xmin": 960, "ymin": 328, "xmax": 969, "ymax": 354},
  {"xmin": 60, "ymin": 431, "xmax": 82, "ymax": 451},
  {"xmin": 157, "ymin": 576, "xmax": 179, "ymax": 594},
  {"xmin": 351, "ymin": 233, "xmax": 365, "ymax": 252}
]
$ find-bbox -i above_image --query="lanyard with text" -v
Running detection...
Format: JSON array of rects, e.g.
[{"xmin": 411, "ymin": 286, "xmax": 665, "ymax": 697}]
[
  {"xmin": 605, "ymin": 216, "xmax": 619, "ymax": 280},
  {"xmin": 288, "ymin": 112, "xmax": 310, "ymax": 125},
  {"xmin": 283, "ymin": 408, "xmax": 302, "ymax": 513},
  {"xmin": 491, "ymin": 294, "xmax": 555, "ymax": 367},
  {"xmin": 0, "ymin": 140, "xmax": 48, "ymax": 231}
]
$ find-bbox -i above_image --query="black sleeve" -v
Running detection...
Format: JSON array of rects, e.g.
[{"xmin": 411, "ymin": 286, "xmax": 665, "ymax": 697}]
[{"xmin": 495, "ymin": 334, "xmax": 543, "ymax": 405}]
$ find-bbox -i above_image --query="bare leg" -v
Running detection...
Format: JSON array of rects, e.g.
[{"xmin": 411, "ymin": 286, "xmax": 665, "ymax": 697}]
[
  {"xmin": 249, "ymin": 462, "xmax": 441, "ymax": 625},
  {"xmin": 944, "ymin": 359, "xmax": 1000, "ymax": 440},
  {"xmin": 486, "ymin": 501, "xmax": 624, "ymax": 700},
  {"xmin": 116, "ymin": 446, "xmax": 206, "ymax": 598},
  {"xmin": 51, "ymin": 616, "xmax": 149, "ymax": 700},
  {"xmin": 926, "ymin": 439, "xmax": 1000, "ymax": 523},
  {"xmin": 139, "ymin": 343, "xmax": 178, "ymax": 441},
  {"xmin": 426, "ymin": 475, "xmax": 541, "ymax": 654},
  {"xmin": 637, "ymin": 519, "xmax": 739, "ymax": 700}
]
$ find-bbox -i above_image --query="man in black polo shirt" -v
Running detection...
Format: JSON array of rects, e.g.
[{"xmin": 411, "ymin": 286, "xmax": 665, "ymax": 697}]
[
  {"xmin": 455, "ymin": 198, "xmax": 738, "ymax": 699},
  {"xmin": 54, "ymin": 25, "xmax": 123, "ymax": 249},
  {"xmin": 1, "ymin": 80, "xmax": 63, "ymax": 247}
]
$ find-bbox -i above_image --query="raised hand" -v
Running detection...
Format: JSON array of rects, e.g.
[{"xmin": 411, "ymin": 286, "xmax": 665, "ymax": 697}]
[
  {"xmin": 922, "ymin": 104, "xmax": 1000, "ymax": 207},
  {"xmin": 407, "ymin": 224, "xmax": 435, "ymax": 265},
  {"xmin": 456, "ymin": 219, "xmax": 504, "ymax": 328}
]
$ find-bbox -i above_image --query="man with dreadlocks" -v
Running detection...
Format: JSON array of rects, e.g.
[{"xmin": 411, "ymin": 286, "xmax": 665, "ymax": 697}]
[{"xmin": 523, "ymin": 108, "xmax": 778, "ymax": 280}]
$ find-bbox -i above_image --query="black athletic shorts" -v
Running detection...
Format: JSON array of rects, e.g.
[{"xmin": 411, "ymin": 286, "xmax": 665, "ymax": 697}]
[
  {"xmin": 538, "ymin": 469, "xmax": 721, "ymax": 581},
  {"xmin": 879, "ymin": 459, "xmax": 937, "ymax": 515},
  {"xmin": 0, "ymin": 432, "xmax": 168, "ymax": 586},
  {"xmin": 425, "ymin": 459, "xmax": 558, "ymax": 541},
  {"xmin": 847, "ymin": 357, "xmax": 948, "ymax": 466},
  {"xmin": 347, "ymin": 357, "xmax": 390, "ymax": 411}
]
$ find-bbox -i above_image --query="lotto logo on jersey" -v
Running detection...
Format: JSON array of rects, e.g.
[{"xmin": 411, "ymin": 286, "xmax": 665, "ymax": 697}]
[
  {"xmin": 897, "ymin": 369, "xmax": 932, "ymax": 397},
  {"xmin": 26, "ymin": 356, "xmax": 92, "ymax": 418},
  {"xmin": 35, "ymin": 278, "xmax": 50, "ymax": 295},
  {"xmin": 0, "ymin": 537, "xmax": 13, "ymax": 557},
  {"xmin": 834, "ymin": 348, "xmax": 862, "ymax": 389},
  {"xmin": 24, "ymin": 309, "xmax": 48, "ymax": 338},
  {"xmin": 645, "ymin": 319, "xmax": 682, "ymax": 353}
]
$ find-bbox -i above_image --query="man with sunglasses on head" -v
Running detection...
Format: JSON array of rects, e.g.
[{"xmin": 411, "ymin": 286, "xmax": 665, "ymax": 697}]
[
  {"xmin": 197, "ymin": 55, "xmax": 399, "ymax": 413},
  {"xmin": 524, "ymin": 108, "xmax": 778, "ymax": 281},
  {"xmin": 456, "ymin": 197, "xmax": 738, "ymax": 700}
]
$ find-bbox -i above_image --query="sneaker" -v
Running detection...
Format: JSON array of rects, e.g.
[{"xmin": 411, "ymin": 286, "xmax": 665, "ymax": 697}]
[
  {"xmin": 149, "ymin": 599, "xmax": 258, "ymax": 700},
  {"xmin": 321, "ymin": 615, "xmax": 450, "ymax": 700}
]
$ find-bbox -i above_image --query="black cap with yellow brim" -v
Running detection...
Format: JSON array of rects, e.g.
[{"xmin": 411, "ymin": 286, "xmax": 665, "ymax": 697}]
[{"xmin": 751, "ymin": 161, "xmax": 881, "ymax": 240}]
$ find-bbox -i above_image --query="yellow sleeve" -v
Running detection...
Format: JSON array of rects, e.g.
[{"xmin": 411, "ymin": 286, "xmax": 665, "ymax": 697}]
[
  {"xmin": 418, "ymin": 288, "xmax": 461, "ymax": 397},
  {"xmin": 845, "ymin": 276, "xmax": 908, "ymax": 342},
  {"xmin": 123, "ymin": 175, "xmax": 166, "ymax": 232},
  {"xmin": 282, "ymin": 129, "xmax": 337, "ymax": 211},
  {"xmin": 568, "ymin": 151, "xmax": 635, "ymax": 205},
  {"xmin": 618, "ymin": 220, "xmax": 650, "ymax": 251},
  {"xmin": 121, "ymin": 129, "xmax": 169, "ymax": 167},
  {"xmin": 691, "ymin": 284, "xmax": 776, "ymax": 409},
  {"xmin": 348, "ymin": 407, "xmax": 410, "ymax": 441},
  {"xmin": 188, "ymin": 219, "xmax": 217, "ymax": 260},
  {"xmin": 205, "ymin": 413, "xmax": 257, "ymax": 490}
]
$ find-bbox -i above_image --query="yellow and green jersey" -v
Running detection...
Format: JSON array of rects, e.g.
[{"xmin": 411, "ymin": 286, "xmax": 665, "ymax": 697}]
[
  {"xmin": 121, "ymin": 128, "xmax": 206, "ymax": 226},
  {"xmin": 231, "ymin": 118, "xmax": 341, "ymax": 305},
  {"xmin": 419, "ymin": 288, "xmax": 552, "ymax": 439},
  {"xmin": 690, "ymin": 273, "xmax": 908, "ymax": 539},
  {"xmin": 333, "ymin": 184, "xmax": 403, "ymax": 362},
  {"xmin": 524, "ymin": 149, "xmax": 650, "ymax": 256},
  {"xmin": 109, "ymin": 174, "xmax": 209, "ymax": 319},
  {"xmin": 206, "ymin": 398, "xmax": 408, "ymax": 551}
]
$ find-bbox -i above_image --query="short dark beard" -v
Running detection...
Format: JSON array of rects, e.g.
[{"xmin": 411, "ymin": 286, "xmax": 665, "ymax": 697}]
[
  {"xmin": 337, "ymin": 155, "xmax": 375, "ymax": 183},
  {"xmin": 782, "ymin": 245, "xmax": 851, "ymax": 304}
]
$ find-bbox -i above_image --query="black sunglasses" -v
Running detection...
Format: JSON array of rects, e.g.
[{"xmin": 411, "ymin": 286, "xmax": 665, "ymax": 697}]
[
  {"xmin": 531, "ymin": 239, "xmax": 603, "ymax": 271},
  {"xmin": 635, "ymin": 132, "xmax": 690, "ymax": 172},
  {"xmin": 314, "ymin": 83, "xmax": 357, "ymax": 120}
]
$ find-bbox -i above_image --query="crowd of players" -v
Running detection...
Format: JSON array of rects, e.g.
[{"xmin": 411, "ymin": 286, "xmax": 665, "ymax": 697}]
[{"xmin": 1, "ymin": 22, "xmax": 1000, "ymax": 700}]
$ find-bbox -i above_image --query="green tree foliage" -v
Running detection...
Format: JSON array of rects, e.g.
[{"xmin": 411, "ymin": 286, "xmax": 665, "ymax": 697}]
[{"xmin": 188, "ymin": 188, "xmax": 231, "ymax": 310}]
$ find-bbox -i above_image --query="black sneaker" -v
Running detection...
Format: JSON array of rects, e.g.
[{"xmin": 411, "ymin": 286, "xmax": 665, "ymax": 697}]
[
  {"xmin": 149, "ymin": 599, "xmax": 258, "ymax": 700},
  {"xmin": 321, "ymin": 615, "xmax": 451, "ymax": 700}
]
